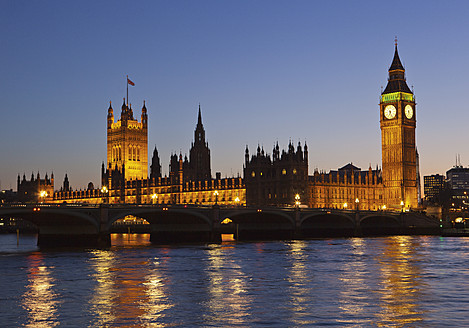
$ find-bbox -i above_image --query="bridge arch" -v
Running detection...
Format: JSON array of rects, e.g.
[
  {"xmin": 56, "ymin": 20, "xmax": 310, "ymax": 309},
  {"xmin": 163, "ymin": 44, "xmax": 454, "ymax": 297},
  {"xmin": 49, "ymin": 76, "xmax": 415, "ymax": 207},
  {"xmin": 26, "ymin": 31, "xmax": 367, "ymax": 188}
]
[
  {"xmin": 221, "ymin": 209, "xmax": 295, "ymax": 226},
  {"xmin": 220, "ymin": 209, "xmax": 295, "ymax": 241},
  {"xmin": 0, "ymin": 207, "xmax": 100, "ymax": 231},
  {"xmin": 359, "ymin": 214, "xmax": 400, "ymax": 236},
  {"xmin": 300, "ymin": 211, "xmax": 356, "ymax": 237}
]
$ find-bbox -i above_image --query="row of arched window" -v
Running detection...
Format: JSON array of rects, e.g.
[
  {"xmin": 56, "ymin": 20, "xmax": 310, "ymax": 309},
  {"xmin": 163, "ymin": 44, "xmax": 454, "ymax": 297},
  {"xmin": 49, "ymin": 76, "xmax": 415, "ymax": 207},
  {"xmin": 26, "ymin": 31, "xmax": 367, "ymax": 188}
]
[
  {"xmin": 112, "ymin": 146, "xmax": 122, "ymax": 162},
  {"xmin": 128, "ymin": 145, "xmax": 140, "ymax": 161},
  {"xmin": 111, "ymin": 145, "xmax": 141, "ymax": 162}
]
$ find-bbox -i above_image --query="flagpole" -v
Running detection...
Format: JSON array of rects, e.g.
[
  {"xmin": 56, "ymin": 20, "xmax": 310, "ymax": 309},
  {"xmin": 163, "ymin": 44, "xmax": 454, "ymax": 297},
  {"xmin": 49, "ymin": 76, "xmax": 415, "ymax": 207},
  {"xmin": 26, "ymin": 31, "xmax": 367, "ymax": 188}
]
[{"xmin": 126, "ymin": 75, "xmax": 128, "ymax": 106}]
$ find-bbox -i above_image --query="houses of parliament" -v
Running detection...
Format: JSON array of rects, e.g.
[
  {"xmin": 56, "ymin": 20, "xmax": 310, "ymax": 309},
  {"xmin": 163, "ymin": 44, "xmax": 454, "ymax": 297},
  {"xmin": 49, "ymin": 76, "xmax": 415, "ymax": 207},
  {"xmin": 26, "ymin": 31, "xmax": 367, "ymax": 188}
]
[{"xmin": 19, "ymin": 44, "xmax": 419, "ymax": 211}]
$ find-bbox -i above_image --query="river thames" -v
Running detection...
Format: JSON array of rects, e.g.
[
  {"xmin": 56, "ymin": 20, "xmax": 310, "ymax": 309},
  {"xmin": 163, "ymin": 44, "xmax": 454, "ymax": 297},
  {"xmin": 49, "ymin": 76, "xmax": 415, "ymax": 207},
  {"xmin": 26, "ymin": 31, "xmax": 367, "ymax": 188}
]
[{"xmin": 1, "ymin": 233, "xmax": 469, "ymax": 327}]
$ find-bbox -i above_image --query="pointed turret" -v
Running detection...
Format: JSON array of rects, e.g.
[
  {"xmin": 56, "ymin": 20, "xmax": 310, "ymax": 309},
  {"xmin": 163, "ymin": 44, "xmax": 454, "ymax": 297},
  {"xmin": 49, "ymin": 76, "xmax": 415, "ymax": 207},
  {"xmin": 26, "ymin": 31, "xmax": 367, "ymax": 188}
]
[
  {"xmin": 128, "ymin": 103, "xmax": 134, "ymax": 120},
  {"xmin": 121, "ymin": 97, "xmax": 127, "ymax": 112},
  {"xmin": 108, "ymin": 101, "xmax": 114, "ymax": 128},
  {"xmin": 63, "ymin": 173, "xmax": 70, "ymax": 192},
  {"xmin": 141, "ymin": 100, "xmax": 148, "ymax": 127},
  {"xmin": 150, "ymin": 146, "xmax": 161, "ymax": 180}
]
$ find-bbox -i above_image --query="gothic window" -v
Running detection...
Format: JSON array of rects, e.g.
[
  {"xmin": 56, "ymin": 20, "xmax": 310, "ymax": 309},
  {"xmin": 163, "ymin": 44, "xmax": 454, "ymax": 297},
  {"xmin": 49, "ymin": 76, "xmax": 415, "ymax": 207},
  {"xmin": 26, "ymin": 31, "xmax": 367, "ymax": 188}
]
[
  {"xmin": 119, "ymin": 147, "xmax": 122, "ymax": 161},
  {"xmin": 137, "ymin": 147, "xmax": 140, "ymax": 161}
]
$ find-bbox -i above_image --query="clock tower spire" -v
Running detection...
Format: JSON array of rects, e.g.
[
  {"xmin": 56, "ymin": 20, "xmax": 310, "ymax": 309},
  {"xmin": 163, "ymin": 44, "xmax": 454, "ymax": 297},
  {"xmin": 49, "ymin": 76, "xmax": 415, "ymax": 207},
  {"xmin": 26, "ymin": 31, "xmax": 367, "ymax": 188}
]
[{"xmin": 380, "ymin": 43, "xmax": 418, "ymax": 210}]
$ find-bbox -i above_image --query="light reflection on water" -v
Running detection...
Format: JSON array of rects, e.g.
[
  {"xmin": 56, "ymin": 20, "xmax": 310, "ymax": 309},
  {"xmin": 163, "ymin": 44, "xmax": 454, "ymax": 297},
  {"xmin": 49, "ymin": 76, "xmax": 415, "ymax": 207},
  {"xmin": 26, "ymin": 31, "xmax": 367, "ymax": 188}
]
[
  {"xmin": 375, "ymin": 236, "xmax": 426, "ymax": 327},
  {"xmin": 22, "ymin": 252, "xmax": 59, "ymax": 327},
  {"xmin": 5, "ymin": 235, "xmax": 469, "ymax": 326},
  {"xmin": 205, "ymin": 244, "xmax": 252, "ymax": 326},
  {"xmin": 338, "ymin": 238, "xmax": 371, "ymax": 326},
  {"xmin": 287, "ymin": 240, "xmax": 316, "ymax": 326}
]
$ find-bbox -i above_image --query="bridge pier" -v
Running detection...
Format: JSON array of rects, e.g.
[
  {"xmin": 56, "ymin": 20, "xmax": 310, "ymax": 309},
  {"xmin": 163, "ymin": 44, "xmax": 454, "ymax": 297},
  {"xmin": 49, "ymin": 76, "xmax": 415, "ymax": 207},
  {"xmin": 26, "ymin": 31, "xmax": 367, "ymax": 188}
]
[
  {"xmin": 294, "ymin": 207, "xmax": 303, "ymax": 239},
  {"xmin": 211, "ymin": 205, "xmax": 222, "ymax": 243},
  {"xmin": 354, "ymin": 211, "xmax": 362, "ymax": 237}
]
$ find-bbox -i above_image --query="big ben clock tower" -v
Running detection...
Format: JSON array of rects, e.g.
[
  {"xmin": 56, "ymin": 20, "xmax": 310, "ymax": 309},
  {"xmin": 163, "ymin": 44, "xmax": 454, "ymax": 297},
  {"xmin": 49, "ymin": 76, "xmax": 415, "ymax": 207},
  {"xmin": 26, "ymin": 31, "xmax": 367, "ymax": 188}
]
[{"xmin": 380, "ymin": 42, "xmax": 418, "ymax": 209}]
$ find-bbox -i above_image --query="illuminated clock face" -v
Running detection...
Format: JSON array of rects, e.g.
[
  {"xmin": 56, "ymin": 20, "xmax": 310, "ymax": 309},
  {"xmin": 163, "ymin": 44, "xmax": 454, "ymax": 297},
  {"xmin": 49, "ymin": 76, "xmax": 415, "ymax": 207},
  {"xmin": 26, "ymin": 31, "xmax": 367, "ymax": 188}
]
[
  {"xmin": 384, "ymin": 105, "xmax": 396, "ymax": 119},
  {"xmin": 405, "ymin": 105, "xmax": 413, "ymax": 119}
]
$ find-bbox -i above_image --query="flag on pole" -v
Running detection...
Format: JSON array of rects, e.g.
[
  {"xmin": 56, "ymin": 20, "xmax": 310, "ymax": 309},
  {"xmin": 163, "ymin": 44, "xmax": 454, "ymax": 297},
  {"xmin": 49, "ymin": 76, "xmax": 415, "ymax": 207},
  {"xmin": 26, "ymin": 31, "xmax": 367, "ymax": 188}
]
[{"xmin": 127, "ymin": 78, "xmax": 135, "ymax": 86}]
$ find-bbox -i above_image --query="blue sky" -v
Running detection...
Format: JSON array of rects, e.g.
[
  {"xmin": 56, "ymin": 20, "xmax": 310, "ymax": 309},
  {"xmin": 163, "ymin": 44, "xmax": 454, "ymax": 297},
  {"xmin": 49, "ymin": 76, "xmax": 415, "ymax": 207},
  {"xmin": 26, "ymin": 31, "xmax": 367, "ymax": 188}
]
[{"xmin": 2, "ymin": 1, "xmax": 469, "ymax": 190}]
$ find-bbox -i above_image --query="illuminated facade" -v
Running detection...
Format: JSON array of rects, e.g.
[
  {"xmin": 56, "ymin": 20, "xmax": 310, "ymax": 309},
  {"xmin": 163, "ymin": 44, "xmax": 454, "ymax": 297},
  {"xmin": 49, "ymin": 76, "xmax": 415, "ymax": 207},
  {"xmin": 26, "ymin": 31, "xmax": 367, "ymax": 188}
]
[
  {"xmin": 379, "ymin": 44, "xmax": 418, "ymax": 209},
  {"xmin": 310, "ymin": 164, "xmax": 383, "ymax": 210},
  {"xmin": 106, "ymin": 99, "xmax": 148, "ymax": 182}
]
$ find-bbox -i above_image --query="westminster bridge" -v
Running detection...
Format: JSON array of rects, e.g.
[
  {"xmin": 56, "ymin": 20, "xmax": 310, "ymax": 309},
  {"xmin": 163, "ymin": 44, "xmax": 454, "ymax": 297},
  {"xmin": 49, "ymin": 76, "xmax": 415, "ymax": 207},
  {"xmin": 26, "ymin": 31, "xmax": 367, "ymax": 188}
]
[{"xmin": 0, "ymin": 204, "xmax": 441, "ymax": 247}]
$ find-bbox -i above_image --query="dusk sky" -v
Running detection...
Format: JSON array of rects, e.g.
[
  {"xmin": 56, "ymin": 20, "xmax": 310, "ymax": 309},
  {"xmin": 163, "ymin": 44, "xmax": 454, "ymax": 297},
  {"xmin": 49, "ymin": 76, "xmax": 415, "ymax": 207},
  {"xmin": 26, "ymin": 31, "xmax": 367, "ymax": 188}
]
[{"xmin": 2, "ymin": 1, "xmax": 469, "ymax": 191}]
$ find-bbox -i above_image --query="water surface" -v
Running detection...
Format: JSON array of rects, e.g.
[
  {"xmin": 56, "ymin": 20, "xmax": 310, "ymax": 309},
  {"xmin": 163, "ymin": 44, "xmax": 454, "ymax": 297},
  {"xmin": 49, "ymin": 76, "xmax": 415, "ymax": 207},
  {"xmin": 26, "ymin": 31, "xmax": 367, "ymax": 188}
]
[{"xmin": 1, "ymin": 234, "xmax": 468, "ymax": 327}]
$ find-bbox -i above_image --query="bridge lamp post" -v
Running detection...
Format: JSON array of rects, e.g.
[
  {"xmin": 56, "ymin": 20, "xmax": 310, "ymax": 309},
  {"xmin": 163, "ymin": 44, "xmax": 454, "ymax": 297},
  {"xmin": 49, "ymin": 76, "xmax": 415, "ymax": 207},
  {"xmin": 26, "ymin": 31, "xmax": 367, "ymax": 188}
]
[
  {"xmin": 295, "ymin": 194, "xmax": 301, "ymax": 207},
  {"xmin": 151, "ymin": 193, "xmax": 158, "ymax": 205},
  {"xmin": 343, "ymin": 202, "xmax": 348, "ymax": 210},
  {"xmin": 382, "ymin": 205, "xmax": 387, "ymax": 211},
  {"xmin": 235, "ymin": 196, "xmax": 240, "ymax": 207},
  {"xmin": 214, "ymin": 190, "xmax": 219, "ymax": 205},
  {"xmin": 355, "ymin": 198, "xmax": 359, "ymax": 211},
  {"xmin": 400, "ymin": 200, "xmax": 405, "ymax": 212},
  {"xmin": 101, "ymin": 186, "xmax": 109, "ymax": 204}
]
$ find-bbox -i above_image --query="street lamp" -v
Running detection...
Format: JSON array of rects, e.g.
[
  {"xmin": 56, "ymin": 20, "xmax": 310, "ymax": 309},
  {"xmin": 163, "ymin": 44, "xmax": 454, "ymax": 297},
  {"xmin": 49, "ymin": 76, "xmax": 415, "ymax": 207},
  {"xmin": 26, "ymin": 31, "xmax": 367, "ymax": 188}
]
[
  {"xmin": 101, "ymin": 186, "xmax": 109, "ymax": 204},
  {"xmin": 355, "ymin": 198, "xmax": 359, "ymax": 211},
  {"xmin": 343, "ymin": 202, "xmax": 348, "ymax": 210},
  {"xmin": 151, "ymin": 193, "xmax": 158, "ymax": 205},
  {"xmin": 214, "ymin": 190, "xmax": 219, "ymax": 205},
  {"xmin": 234, "ymin": 196, "xmax": 240, "ymax": 206},
  {"xmin": 382, "ymin": 205, "xmax": 387, "ymax": 211},
  {"xmin": 39, "ymin": 190, "xmax": 47, "ymax": 203},
  {"xmin": 400, "ymin": 200, "xmax": 405, "ymax": 212},
  {"xmin": 295, "ymin": 194, "xmax": 301, "ymax": 207}
]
